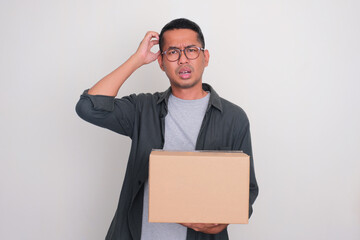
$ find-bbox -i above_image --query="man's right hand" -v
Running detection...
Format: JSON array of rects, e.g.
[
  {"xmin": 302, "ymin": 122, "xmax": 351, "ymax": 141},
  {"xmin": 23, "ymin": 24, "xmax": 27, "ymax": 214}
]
[{"xmin": 133, "ymin": 31, "xmax": 160, "ymax": 66}]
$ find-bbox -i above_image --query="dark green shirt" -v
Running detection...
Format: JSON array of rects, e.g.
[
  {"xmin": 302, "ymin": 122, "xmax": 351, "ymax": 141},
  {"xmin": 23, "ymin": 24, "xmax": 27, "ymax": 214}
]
[{"xmin": 76, "ymin": 83, "xmax": 259, "ymax": 240}]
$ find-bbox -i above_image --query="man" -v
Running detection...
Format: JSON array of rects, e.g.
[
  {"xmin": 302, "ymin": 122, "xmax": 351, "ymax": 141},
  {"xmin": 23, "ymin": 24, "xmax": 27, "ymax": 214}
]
[{"xmin": 76, "ymin": 18, "xmax": 258, "ymax": 240}]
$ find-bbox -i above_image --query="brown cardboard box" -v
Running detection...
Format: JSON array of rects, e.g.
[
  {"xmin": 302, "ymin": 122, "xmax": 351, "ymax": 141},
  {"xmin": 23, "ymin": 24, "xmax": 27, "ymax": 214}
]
[{"xmin": 149, "ymin": 150, "xmax": 250, "ymax": 224}]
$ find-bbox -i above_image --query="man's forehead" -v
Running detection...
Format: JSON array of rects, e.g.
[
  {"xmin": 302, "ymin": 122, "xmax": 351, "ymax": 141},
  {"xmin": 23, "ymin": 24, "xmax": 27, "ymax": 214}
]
[{"xmin": 162, "ymin": 29, "xmax": 201, "ymax": 49}]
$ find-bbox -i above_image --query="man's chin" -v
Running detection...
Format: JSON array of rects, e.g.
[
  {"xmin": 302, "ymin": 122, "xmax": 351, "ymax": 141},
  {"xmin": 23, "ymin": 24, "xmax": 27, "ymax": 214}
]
[{"xmin": 171, "ymin": 79, "xmax": 201, "ymax": 89}]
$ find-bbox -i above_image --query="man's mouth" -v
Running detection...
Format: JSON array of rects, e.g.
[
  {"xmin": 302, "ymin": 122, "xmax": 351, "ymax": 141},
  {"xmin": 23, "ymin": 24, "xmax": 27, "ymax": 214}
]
[{"xmin": 178, "ymin": 67, "xmax": 192, "ymax": 79}]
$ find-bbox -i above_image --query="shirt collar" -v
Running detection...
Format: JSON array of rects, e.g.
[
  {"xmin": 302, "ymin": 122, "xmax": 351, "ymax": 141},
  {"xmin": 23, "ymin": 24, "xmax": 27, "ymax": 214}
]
[{"xmin": 157, "ymin": 83, "xmax": 223, "ymax": 112}]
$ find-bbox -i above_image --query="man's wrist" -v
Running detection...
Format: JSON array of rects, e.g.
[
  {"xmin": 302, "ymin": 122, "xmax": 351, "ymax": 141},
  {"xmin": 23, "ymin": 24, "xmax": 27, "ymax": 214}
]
[{"xmin": 128, "ymin": 53, "xmax": 144, "ymax": 70}]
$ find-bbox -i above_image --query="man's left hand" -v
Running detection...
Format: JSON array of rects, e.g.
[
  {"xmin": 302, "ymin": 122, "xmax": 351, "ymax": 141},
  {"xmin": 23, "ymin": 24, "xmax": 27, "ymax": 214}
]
[{"xmin": 179, "ymin": 223, "xmax": 228, "ymax": 234}]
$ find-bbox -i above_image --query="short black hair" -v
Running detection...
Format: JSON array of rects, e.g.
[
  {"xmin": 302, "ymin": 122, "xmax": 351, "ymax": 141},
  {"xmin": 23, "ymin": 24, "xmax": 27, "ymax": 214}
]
[{"xmin": 159, "ymin": 18, "xmax": 205, "ymax": 53}]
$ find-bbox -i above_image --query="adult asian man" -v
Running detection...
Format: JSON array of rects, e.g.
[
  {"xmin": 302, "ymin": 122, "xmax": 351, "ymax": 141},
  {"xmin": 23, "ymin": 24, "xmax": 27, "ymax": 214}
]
[{"xmin": 76, "ymin": 18, "xmax": 258, "ymax": 240}]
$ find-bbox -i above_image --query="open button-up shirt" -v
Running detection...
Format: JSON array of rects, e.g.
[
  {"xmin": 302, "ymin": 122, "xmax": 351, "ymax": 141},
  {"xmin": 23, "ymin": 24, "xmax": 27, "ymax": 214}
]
[{"xmin": 76, "ymin": 83, "xmax": 259, "ymax": 240}]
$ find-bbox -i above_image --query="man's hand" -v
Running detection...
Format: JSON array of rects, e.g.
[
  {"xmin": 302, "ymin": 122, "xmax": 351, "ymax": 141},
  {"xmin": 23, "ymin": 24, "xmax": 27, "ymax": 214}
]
[
  {"xmin": 133, "ymin": 31, "xmax": 161, "ymax": 66},
  {"xmin": 180, "ymin": 223, "xmax": 228, "ymax": 234}
]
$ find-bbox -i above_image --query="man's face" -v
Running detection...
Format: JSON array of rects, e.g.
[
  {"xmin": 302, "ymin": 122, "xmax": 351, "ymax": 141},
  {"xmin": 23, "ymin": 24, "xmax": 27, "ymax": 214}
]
[{"xmin": 158, "ymin": 29, "xmax": 209, "ymax": 90}]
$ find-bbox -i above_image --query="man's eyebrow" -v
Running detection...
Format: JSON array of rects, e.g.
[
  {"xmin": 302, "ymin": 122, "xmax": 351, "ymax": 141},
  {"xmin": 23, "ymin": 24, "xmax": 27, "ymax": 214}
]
[{"xmin": 167, "ymin": 44, "xmax": 197, "ymax": 50}]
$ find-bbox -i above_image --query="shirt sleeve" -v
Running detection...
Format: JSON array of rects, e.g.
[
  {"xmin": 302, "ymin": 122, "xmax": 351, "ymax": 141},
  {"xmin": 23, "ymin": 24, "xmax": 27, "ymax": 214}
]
[
  {"xmin": 75, "ymin": 90, "xmax": 136, "ymax": 138},
  {"xmin": 236, "ymin": 120, "xmax": 259, "ymax": 218}
]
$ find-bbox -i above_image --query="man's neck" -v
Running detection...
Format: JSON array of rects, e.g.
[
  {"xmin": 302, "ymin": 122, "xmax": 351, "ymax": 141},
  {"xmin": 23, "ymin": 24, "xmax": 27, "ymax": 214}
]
[{"xmin": 171, "ymin": 84, "xmax": 208, "ymax": 100}]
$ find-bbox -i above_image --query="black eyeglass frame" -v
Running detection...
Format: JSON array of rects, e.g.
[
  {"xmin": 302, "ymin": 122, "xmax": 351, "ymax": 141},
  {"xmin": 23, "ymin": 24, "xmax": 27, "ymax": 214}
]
[{"xmin": 161, "ymin": 46, "xmax": 205, "ymax": 62}]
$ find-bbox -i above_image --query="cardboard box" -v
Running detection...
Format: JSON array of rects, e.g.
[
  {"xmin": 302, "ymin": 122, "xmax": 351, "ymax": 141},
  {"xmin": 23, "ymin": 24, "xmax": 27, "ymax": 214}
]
[{"xmin": 149, "ymin": 150, "xmax": 250, "ymax": 224}]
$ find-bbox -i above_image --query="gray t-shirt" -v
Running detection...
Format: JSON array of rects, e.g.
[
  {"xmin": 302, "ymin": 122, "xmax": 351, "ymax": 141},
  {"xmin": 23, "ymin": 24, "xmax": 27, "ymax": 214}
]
[{"xmin": 140, "ymin": 93, "xmax": 210, "ymax": 240}]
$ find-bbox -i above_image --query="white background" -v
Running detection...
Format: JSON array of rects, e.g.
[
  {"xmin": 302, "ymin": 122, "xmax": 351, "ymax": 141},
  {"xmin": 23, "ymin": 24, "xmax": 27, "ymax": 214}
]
[{"xmin": 1, "ymin": 0, "xmax": 359, "ymax": 239}]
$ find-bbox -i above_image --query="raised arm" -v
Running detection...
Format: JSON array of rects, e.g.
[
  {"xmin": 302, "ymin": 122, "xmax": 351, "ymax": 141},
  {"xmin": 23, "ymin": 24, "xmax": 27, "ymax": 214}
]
[{"xmin": 88, "ymin": 31, "xmax": 160, "ymax": 96}]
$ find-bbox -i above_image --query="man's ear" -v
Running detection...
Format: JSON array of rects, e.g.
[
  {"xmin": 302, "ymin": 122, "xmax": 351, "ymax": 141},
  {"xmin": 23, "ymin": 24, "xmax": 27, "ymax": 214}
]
[
  {"xmin": 158, "ymin": 54, "xmax": 165, "ymax": 71},
  {"xmin": 204, "ymin": 49, "xmax": 210, "ymax": 67}
]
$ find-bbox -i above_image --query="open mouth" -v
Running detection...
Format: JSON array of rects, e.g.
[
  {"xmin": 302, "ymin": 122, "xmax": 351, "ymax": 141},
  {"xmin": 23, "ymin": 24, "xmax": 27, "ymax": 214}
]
[{"xmin": 179, "ymin": 67, "xmax": 192, "ymax": 79}]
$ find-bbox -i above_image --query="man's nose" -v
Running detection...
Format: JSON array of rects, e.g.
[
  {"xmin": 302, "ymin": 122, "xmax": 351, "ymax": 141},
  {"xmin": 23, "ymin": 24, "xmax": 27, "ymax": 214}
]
[{"xmin": 178, "ymin": 50, "xmax": 189, "ymax": 64}]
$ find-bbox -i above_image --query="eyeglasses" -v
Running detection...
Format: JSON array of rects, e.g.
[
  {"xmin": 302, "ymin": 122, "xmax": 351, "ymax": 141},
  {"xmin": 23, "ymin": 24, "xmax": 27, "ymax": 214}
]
[{"xmin": 162, "ymin": 46, "xmax": 205, "ymax": 62}]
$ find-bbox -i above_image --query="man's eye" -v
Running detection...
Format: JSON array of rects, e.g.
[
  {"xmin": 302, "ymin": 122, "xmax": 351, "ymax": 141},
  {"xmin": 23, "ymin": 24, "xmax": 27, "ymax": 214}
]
[
  {"xmin": 187, "ymin": 48, "xmax": 197, "ymax": 53},
  {"xmin": 168, "ymin": 50, "xmax": 178, "ymax": 55}
]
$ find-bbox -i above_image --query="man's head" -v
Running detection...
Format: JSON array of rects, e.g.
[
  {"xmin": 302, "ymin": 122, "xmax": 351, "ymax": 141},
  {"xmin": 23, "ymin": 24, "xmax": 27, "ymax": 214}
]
[
  {"xmin": 158, "ymin": 18, "xmax": 209, "ymax": 93},
  {"xmin": 159, "ymin": 18, "xmax": 205, "ymax": 54}
]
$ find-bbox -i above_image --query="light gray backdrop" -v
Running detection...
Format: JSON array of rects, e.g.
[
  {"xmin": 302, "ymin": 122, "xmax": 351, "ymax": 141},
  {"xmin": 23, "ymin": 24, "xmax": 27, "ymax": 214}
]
[{"xmin": 1, "ymin": 0, "xmax": 359, "ymax": 239}]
